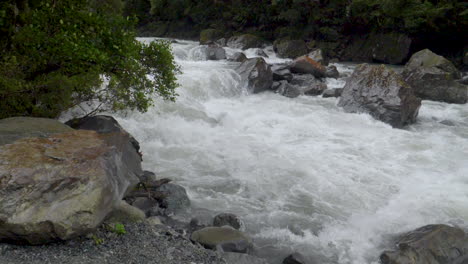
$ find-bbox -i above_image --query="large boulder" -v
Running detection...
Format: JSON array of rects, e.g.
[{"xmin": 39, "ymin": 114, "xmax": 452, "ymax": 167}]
[
  {"xmin": 0, "ymin": 117, "xmax": 73, "ymax": 146},
  {"xmin": 236, "ymin": 58, "xmax": 273, "ymax": 93},
  {"xmin": 200, "ymin": 29, "xmax": 224, "ymax": 45},
  {"xmin": 227, "ymin": 34, "xmax": 265, "ymax": 50},
  {"xmin": 338, "ymin": 64, "xmax": 421, "ymax": 128},
  {"xmin": 380, "ymin": 224, "xmax": 468, "ymax": 264},
  {"xmin": 273, "ymin": 39, "xmax": 308, "ymax": 59},
  {"xmin": 65, "ymin": 115, "xmax": 140, "ymax": 155},
  {"xmin": 401, "ymin": 49, "xmax": 467, "ymax": 104},
  {"xmin": 191, "ymin": 226, "xmax": 252, "ymax": 253},
  {"xmin": 342, "ymin": 33, "xmax": 412, "ymax": 64},
  {"xmin": 0, "ymin": 129, "xmax": 141, "ymax": 244},
  {"xmin": 289, "ymin": 56, "xmax": 326, "ymax": 78}
]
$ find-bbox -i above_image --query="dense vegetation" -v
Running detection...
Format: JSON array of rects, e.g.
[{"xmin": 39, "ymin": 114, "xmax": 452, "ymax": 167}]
[
  {"xmin": 0, "ymin": 0, "xmax": 179, "ymax": 119},
  {"xmin": 130, "ymin": 0, "xmax": 466, "ymax": 58}
]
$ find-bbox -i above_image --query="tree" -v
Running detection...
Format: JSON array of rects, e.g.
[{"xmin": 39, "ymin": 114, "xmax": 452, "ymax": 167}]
[{"xmin": 0, "ymin": 0, "xmax": 179, "ymax": 119}]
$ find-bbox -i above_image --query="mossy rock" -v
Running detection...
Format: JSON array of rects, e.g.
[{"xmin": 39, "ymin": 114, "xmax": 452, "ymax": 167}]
[
  {"xmin": 0, "ymin": 117, "xmax": 72, "ymax": 146},
  {"xmin": 200, "ymin": 29, "xmax": 224, "ymax": 45},
  {"xmin": 273, "ymin": 39, "xmax": 308, "ymax": 59}
]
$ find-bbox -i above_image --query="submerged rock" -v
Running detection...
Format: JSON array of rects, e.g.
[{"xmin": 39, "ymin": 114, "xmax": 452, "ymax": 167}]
[
  {"xmin": 254, "ymin": 49, "xmax": 269, "ymax": 58},
  {"xmin": 236, "ymin": 57, "xmax": 273, "ymax": 93},
  {"xmin": 380, "ymin": 224, "xmax": 468, "ymax": 264},
  {"xmin": 401, "ymin": 49, "xmax": 467, "ymax": 104},
  {"xmin": 0, "ymin": 129, "xmax": 141, "ymax": 244},
  {"xmin": 227, "ymin": 34, "xmax": 265, "ymax": 50},
  {"xmin": 273, "ymin": 39, "xmax": 308, "ymax": 59},
  {"xmin": 283, "ymin": 252, "xmax": 307, "ymax": 264},
  {"xmin": 325, "ymin": 65, "xmax": 340, "ymax": 78},
  {"xmin": 191, "ymin": 226, "xmax": 252, "ymax": 253},
  {"xmin": 338, "ymin": 64, "xmax": 421, "ymax": 128},
  {"xmin": 322, "ymin": 88, "xmax": 343, "ymax": 98}
]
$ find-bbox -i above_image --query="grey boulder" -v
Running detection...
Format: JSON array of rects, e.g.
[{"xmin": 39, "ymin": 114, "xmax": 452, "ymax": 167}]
[
  {"xmin": 157, "ymin": 183, "xmax": 191, "ymax": 215},
  {"xmin": 401, "ymin": 49, "xmax": 467, "ymax": 104},
  {"xmin": 191, "ymin": 226, "xmax": 252, "ymax": 253},
  {"xmin": 236, "ymin": 58, "xmax": 273, "ymax": 93},
  {"xmin": 380, "ymin": 224, "xmax": 468, "ymax": 264},
  {"xmin": 338, "ymin": 64, "xmax": 421, "ymax": 128},
  {"xmin": 0, "ymin": 129, "xmax": 141, "ymax": 244},
  {"xmin": 228, "ymin": 52, "xmax": 248, "ymax": 63}
]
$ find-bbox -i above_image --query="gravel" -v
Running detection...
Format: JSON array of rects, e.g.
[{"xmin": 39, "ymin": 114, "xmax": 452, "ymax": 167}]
[{"xmin": 0, "ymin": 223, "xmax": 227, "ymax": 264}]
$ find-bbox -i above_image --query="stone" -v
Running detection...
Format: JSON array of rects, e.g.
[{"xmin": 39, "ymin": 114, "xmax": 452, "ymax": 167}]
[
  {"xmin": 341, "ymin": 33, "xmax": 412, "ymax": 64},
  {"xmin": 222, "ymin": 252, "xmax": 268, "ymax": 264},
  {"xmin": 325, "ymin": 65, "xmax": 339, "ymax": 79},
  {"xmin": 194, "ymin": 45, "xmax": 226, "ymax": 61},
  {"xmin": 272, "ymin": 64, "xmax": 293, "ymax": 82},
  {"xmin": 401, "ymin": 49, "xmax": 467, "ymax": 104},
  {"xmin": 200, "ymin": 29, "xmax": 224, "ymax": 45},
  {"xmin": 0, "ymin": 117, "xmax": 72, "ymax": 146},
  {"xmin": 322, "ymin": 88, "xmax": 343, "ymax": 98},
  {"xmin": 255, "ymin": 49, "xmax": 269, "ymax": 58},
  {"xmin": 146, "ymin": 216, "xmax": 163, "ymax": 226},
  {"xmin": 273, "ymin": 39, "xmax": 308, "ymax": 59},
  {"xmin": 380, "ymin": 224, "xmax": 468, "ymax": 264},
  {"xmin": 228, "ymin": 52, "xmax": 248, "ymax": 63},
  {"xmin": 283, "ymin": 252, "xmax": 307, "ymax": 264},
  {"xmin": 157, "ymin": 183, "xmax": 191, "ymax": 214},
  {"xmin": 139, "ymin": 170, "xmax": 157, "ymax": 183},
  {"xmin": 227, "ymin": 34, "xmax": 265, "ymax": 50},
  {"xmin": 0, "ymin": 129, "xmax": 141, "ymax": 244},
  {"xmin": 191, "ymin": 226, "xmax": 252, "ymax": 253},
  {"xmin": 338, "ymin": 64, "xmax": 421, "ymax": 128},
  {"xmin": 213, "ymin": 213, "xmax": 244, "ymax": 230},
  {"xmin": 129, "ymin": 197, "xmax": 156, "ymax": 215},
  {"xmin": 65, "ymin": 115, "xmax": 141, "ymax": 155},
  {"xmin": 308, "ymin": 49, "xmax": 327, "ymax": 65},
  {"xmin": 405, "ymin": 49, "xmax": 460, "ymax": 78},
  {"xmin": 290, "ymin": 75, "xmax": 327, "ymax": 96},
  {"xmin": 276, "ymin": 82, "xmax": 302, "ymax": 98},
  {"xmin": 105, "ymin": 200, "xmax": 146, "ymax": 224},
  {"xmin": 290, "ymin": 56, "xmax": 326, "ymax": 78},
  {"xmin": 236, "ymin": 58, "xmax": 273, "ymax": 93}
]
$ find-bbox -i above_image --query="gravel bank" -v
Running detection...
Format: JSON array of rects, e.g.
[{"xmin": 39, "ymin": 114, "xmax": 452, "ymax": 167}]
[{"xmin": 0, "ymin": 223, "xmax": 226, "ymax": 264}]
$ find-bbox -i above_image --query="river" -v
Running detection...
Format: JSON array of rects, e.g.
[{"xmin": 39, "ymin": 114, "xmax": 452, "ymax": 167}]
[{"xmin": 105, "ymin": 39, "xmax": 467, "ymax": 264}]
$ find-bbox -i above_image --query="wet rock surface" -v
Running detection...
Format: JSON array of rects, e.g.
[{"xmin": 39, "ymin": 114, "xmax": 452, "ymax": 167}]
[
  {"xmin": 236, "ymin": 57, "xmax": 273, "ymax": 93},
  {"xmin": 380, "ymin": 224, "xmax": 468, "ymax": 264},
  {"xmin": 290, "ymin": 56, "xmax": 326, "ymax": 78},
  {"xmin": 338, "ymin": 64, "xmax": 421, "ymax": 128}
]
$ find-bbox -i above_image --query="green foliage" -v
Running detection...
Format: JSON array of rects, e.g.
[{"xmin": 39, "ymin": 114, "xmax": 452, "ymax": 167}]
[
  {"xmin": 111, "ymin": 223, "xmax": 127, "ymax": 235},
  {"xmin": 0, "ymin": 0, "xmax": 179, "ymax": 119},
  {"xmin": 92, "ymin": 234, "xmax": 105, "ymax": 245}
]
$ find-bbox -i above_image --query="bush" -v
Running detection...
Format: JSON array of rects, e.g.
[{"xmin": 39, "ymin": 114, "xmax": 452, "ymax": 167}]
[{"xmin": 0, "ymin": 0, "xmax": 179, "ymax": 119}]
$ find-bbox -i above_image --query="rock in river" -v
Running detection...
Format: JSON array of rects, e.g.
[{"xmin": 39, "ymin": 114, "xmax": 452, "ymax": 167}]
[
  {"xmin": 338, "ymin": 64, "xmax": 421, "ymax": 128},
  {"xmin": 236, "ymin": 57, "xmax": 273, "ymax": 93},
  {"xmin": 380, "ymin": 224, "xmax": 468, "ymax": 264}
]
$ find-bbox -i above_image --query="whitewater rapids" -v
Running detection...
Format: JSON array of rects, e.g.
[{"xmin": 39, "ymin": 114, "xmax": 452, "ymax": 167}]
[{"xmin": 110, "ymin": 39, "xmax": 467, "ymax": 263}]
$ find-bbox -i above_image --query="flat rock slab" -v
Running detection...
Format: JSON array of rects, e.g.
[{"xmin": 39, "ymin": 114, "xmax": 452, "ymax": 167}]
[{"xmin": 191, "ymin": 226, "xmax": 252, "ymax": 253}]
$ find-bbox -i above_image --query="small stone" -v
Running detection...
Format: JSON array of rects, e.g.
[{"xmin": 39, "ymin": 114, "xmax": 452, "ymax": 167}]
[
  {"xmin": 146, "ymin": 216, "xmax": 163, "ymax": 226},
  {"xmin": 213, "ymin": 213, "xmax": 244, "ymax": 230},
  {"xmin": 191, "ymin": 227, "xmax": 252, "ymax": 253}
]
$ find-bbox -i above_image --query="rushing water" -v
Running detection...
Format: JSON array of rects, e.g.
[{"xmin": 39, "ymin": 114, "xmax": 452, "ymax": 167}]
[{"xmin": 83, "ymin": 39, "xmax": 468, "ymax": 263}]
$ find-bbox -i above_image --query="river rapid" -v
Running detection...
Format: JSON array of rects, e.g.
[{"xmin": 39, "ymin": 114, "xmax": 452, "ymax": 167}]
[{"xmin": 106, "ymin": 39, "xmax": 467, "ymax": 263}]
